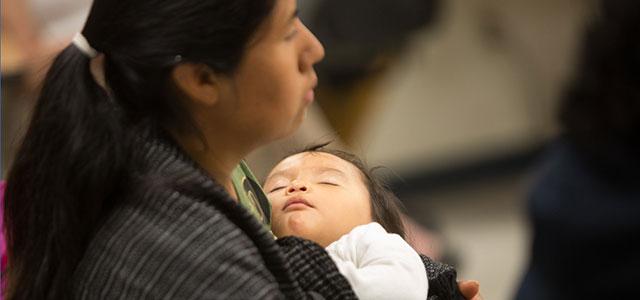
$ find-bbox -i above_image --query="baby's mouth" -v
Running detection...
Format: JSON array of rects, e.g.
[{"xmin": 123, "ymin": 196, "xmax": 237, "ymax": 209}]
[{"xmin": 283, "ymin": 197, "xmax": 314, "ymax": 211}]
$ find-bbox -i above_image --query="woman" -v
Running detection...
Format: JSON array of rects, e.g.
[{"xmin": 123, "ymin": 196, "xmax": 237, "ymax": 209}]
[{"xmin": 3, "ymin": 0, "xmax": 482, "ymax": 299}]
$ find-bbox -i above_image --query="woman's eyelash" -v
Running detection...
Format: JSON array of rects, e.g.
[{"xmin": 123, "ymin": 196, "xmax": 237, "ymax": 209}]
[
  {"xmin": 285, "ymin": 29, "xmax": 298, "ymax": 40},
  {"xmin": 319, "ymin": 182, "xmax": 338, "ymax": 186}
]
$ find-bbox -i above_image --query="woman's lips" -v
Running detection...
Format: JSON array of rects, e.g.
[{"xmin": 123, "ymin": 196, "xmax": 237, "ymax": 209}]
[
  {"xmin": 304, "ymin": 89, "xmax": 315, "ymax": 103},
  {"xmin": 305, "ymin": 76, "xmax": 318, "ymax": 103},
  {"xmin": 283, "ymin": 197, "xmax": 313, "ymax": 211}
]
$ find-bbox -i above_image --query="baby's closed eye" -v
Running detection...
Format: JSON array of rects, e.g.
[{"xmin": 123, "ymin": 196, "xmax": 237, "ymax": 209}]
[
  {"xmin": 317, "ymin": 180, "xmax": 339, "ymax": 186},
  {"xmin": 268, "ymin": 186, "xmax": 286, "ymax": 193}
]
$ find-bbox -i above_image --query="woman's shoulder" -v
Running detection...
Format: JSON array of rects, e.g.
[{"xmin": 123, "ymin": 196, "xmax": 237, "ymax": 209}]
[
  {"xmin": 72, "ymin": 130, "xmax": 285, "ymax": 299},
  {"xmin": 73, "ymin": 184, "xmax": 277, "ymax": 299}
]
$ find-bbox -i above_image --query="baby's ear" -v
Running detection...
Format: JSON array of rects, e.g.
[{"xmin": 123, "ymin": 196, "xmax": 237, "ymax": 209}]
[{"xmin": 172, "ymin": 63, "xmax": 220, "ymax": 107}]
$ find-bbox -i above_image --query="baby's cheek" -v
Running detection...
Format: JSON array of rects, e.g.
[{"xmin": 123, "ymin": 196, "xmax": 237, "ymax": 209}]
[
  {"xmin": 273, "ymin": 212, "xmax": 316, "ymax": 241},
  {"xmin": 271, "ymin": 211, "xmax": 288, "ymax": 238}
]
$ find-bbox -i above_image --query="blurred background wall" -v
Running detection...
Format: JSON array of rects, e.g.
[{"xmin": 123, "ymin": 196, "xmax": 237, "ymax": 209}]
[{"xmin": 2, "ymin": 1, "xmax": 596, "ymax": 299}]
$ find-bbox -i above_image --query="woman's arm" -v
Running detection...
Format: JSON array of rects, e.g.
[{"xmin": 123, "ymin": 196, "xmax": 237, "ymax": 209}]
[
  {"xmin": 74, "ymin": 197, "xmax": 293, "ymax": 299},
  {"xmin": 277, "ymin": 236, "xmax": 358, "ymax": 300}
]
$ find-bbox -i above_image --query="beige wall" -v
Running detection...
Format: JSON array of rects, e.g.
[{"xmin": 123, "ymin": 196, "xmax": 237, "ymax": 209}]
[{"xmin": 354, "ymin": 0, "xmax": 592, "ymax": 172}]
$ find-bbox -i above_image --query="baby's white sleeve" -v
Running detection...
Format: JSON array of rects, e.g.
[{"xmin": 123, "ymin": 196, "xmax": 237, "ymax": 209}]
[{"xmin": 325, "ymin": 222, "xmax": 428, "ymax": 300}]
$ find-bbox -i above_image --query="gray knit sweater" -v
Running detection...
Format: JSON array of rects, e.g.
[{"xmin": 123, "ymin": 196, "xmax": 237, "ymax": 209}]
[{"xmin": 72, "ymin": 130, "xmax": 356, "ymax": 299}]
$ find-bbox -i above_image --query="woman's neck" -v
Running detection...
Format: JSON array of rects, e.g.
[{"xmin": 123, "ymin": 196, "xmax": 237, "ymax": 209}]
[{"xmin": 173, "ymin": 132, "xmax": 252, "ymax": 200}]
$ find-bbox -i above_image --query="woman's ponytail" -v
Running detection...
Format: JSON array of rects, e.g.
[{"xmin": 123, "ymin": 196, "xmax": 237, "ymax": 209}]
[{"xmin": 4, "ymin": 44, "xmax": 132, "ymax": 300}]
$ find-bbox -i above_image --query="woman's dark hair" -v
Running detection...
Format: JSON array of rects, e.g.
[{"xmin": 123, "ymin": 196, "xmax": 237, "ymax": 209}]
[
  {"xmin": 286, "ymin": 143, "xmax": 407, "ymax": 239},
  {"xmin": 559, "ymin": 0, "xmax": 640, "ymax": 174},
  {"xmin": 4, "ymin": 0, "xmax": 275, "ymax": 299}
]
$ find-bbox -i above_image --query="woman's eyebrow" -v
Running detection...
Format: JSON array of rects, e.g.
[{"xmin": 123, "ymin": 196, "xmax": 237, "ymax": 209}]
[
  {"xmin": 280, "ymin": 8, "xmax": 298, "ymax": 30},
  {"xmin": 289, "ymin": 9, "xmax": 299, "ymax": 23}
]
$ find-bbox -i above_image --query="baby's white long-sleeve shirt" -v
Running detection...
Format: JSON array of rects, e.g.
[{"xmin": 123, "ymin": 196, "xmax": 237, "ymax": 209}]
[{"xmin": 325, "ymin": 222, "xmax": 428, "ymax": 300}]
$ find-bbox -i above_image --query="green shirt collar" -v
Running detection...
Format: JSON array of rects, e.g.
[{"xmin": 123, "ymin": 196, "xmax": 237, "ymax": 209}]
[{"xmin": 231, "ymin": 161, "xmax": 271, "ymax": 229}]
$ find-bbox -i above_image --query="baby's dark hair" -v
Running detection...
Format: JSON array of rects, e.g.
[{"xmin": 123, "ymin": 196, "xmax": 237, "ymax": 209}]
[{"xmin": 288, "ymin": 143, "xmax": 407, "ymax": 238}]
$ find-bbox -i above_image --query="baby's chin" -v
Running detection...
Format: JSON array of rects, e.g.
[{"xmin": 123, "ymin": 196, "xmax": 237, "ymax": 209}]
[{"xmin": 273, "ymin": 211, "xmax": 322, "ymax": 243}]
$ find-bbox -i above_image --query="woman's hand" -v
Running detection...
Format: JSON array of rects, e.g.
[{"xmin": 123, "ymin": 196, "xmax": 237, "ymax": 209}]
[{"xmin": 458, "ymin": 280, "xmax": 483, "ymax": 300}]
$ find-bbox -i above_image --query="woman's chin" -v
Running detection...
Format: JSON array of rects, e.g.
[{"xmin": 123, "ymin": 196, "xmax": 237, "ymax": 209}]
[{"xmin": 272, "ymin": 107, "xmax": 308, "ymax": 142}]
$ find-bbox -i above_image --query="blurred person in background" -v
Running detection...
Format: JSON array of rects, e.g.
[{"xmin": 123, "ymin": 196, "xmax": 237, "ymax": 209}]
[
  {"xmin": 1, "ymin": 0, "xmax": 92, "ymax": 85},
  {"xmin": 515, "ymin": 0, "xmax": 640, "ymax": 299}
]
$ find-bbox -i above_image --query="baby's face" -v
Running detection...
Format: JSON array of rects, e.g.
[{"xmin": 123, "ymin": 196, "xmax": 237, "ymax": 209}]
[{"xmin": 264, "ymin": 152, "xmax": 373, "ymax": 247}]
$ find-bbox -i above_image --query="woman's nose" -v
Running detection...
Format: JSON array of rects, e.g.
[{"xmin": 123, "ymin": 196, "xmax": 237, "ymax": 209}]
[
  {"xmin": 307, "ymin": 28, "xmax": 325, "ymax": 65},
  {"xmin": 299, "ymin": 23, "xmax": 325, "ymax": 71}
]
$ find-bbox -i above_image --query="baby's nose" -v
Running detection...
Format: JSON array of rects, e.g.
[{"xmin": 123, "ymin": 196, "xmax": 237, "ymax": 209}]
[{"xmin": 287, "ymin": 181, "xmax": 308, "ymax": 193}]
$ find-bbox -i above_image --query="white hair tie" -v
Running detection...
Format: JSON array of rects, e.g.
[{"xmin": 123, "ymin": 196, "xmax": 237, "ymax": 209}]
[{"xmin": 72, "ymin": 33, "xmax": 99, "ymax": 58}]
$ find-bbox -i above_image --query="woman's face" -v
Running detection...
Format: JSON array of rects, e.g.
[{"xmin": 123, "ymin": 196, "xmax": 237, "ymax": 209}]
[
  {"xmin": 214, "ymin": 0, "xmax": 325, "ymax": 147},
  {"xmin": 264, "ymin": 152, "xmax": 373, "ymax": 247}
]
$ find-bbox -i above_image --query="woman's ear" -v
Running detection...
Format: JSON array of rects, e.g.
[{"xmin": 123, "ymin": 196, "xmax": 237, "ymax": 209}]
[{"xmin": 171, "ymin": 63, "xmax": 220, "ymax": 106}]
